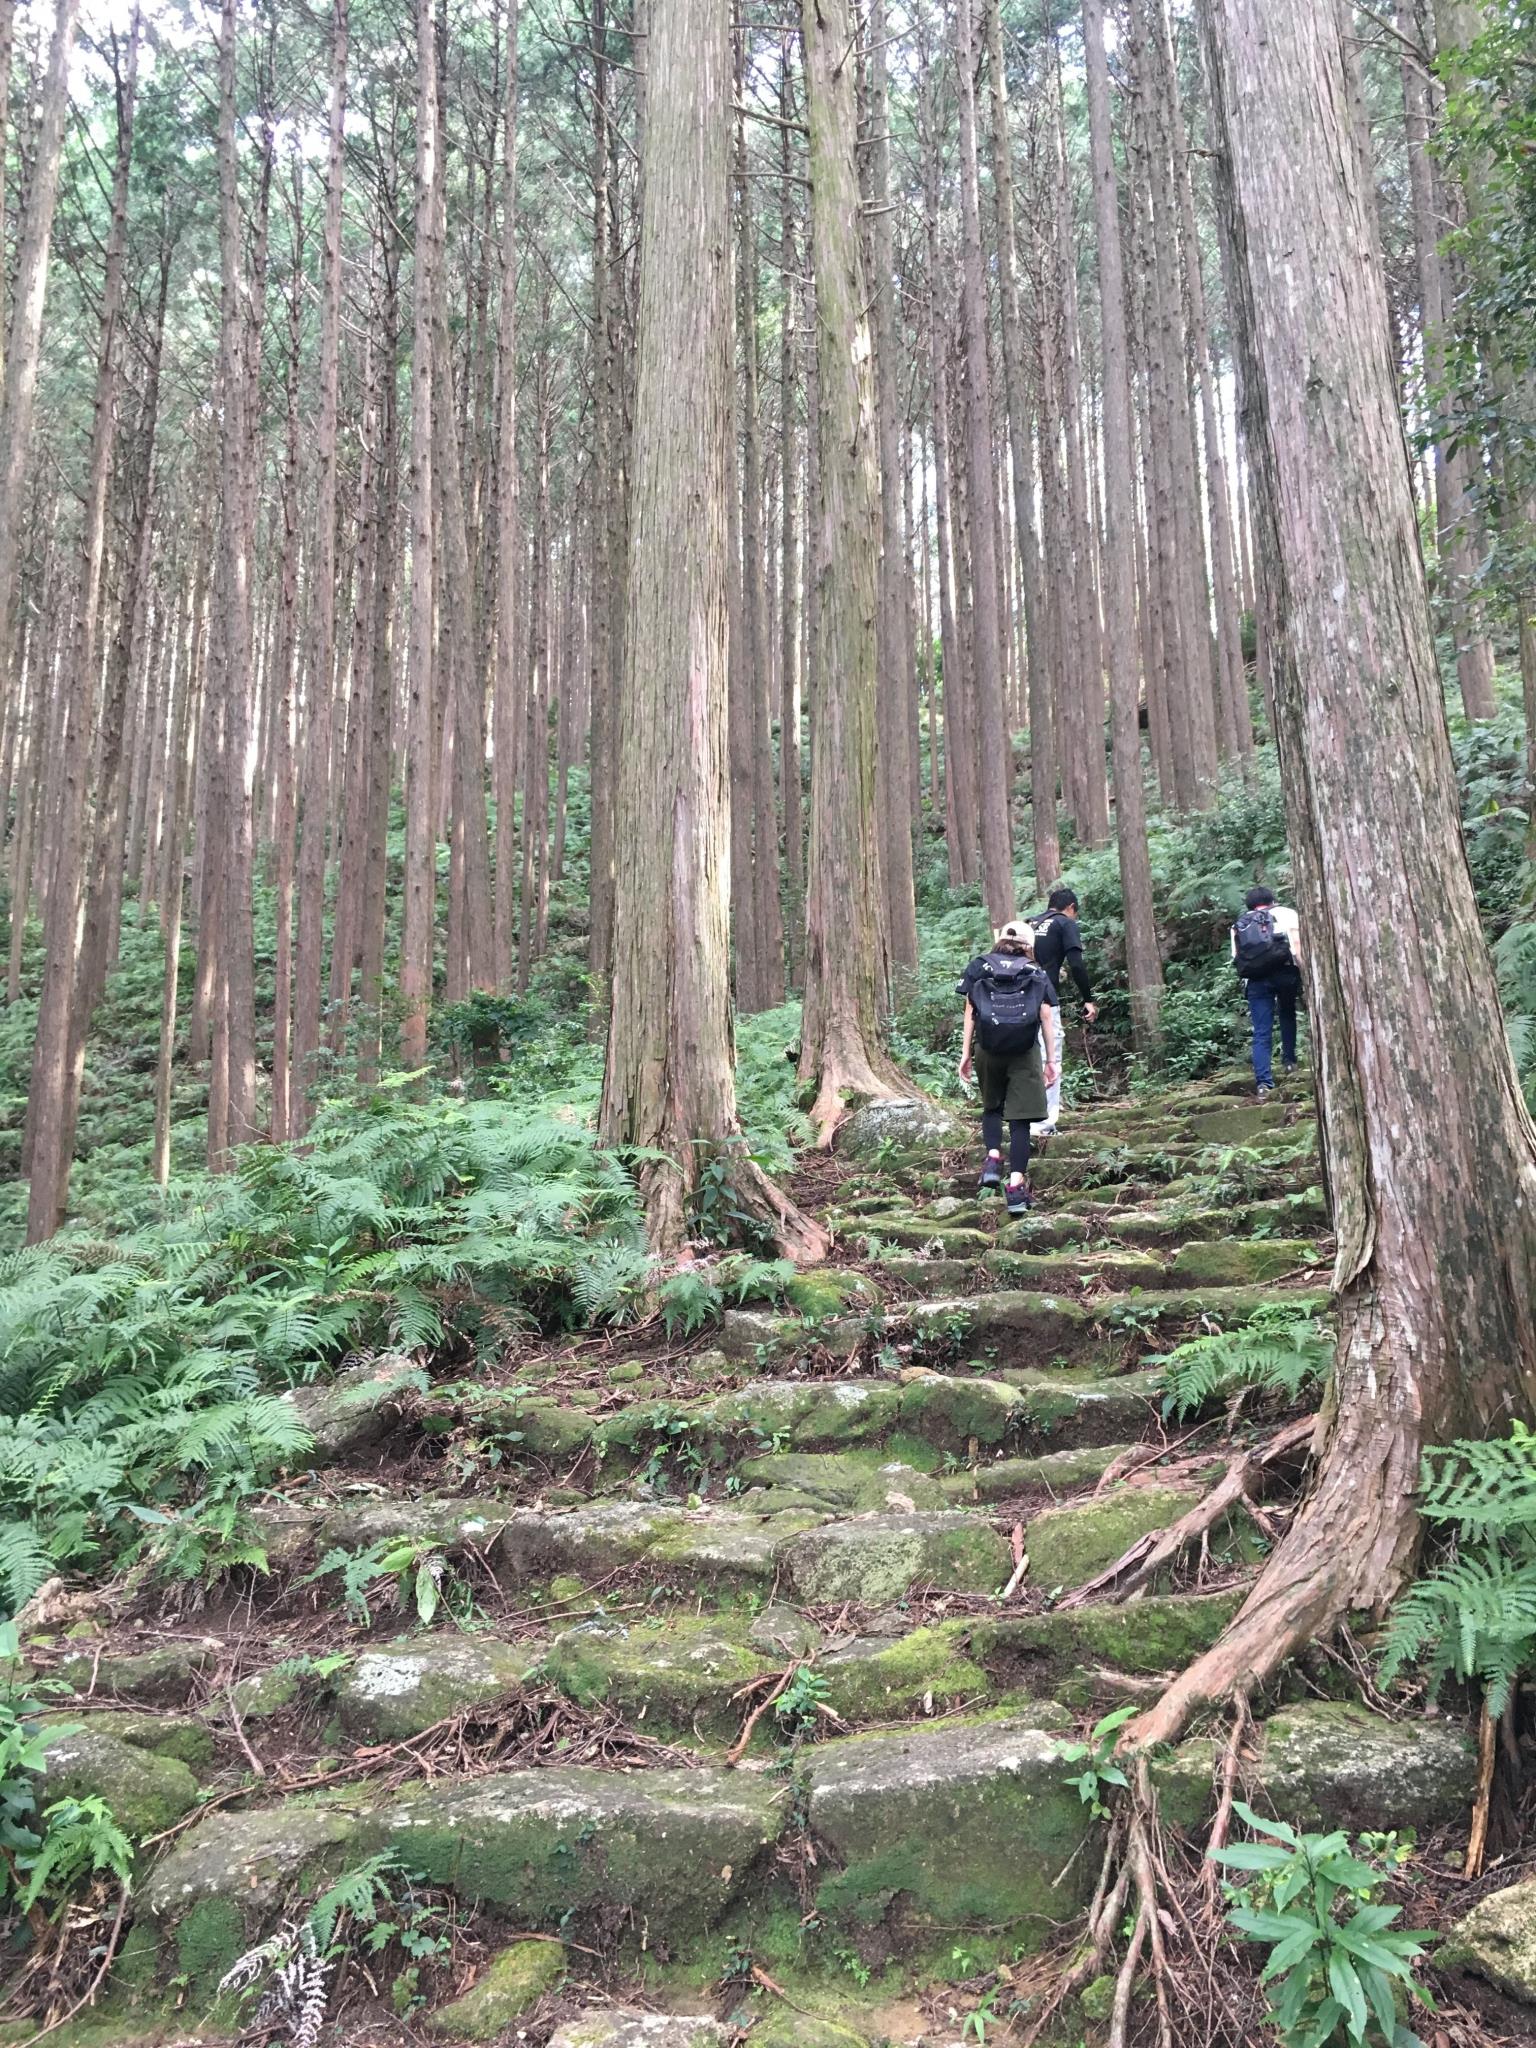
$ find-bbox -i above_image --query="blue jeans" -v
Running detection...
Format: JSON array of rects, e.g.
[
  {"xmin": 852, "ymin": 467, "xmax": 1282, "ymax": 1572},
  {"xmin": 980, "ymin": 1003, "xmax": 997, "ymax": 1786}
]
[{"xmin": 1247, "ymin": 980, "xmax": 1297, "ymax": 1088}]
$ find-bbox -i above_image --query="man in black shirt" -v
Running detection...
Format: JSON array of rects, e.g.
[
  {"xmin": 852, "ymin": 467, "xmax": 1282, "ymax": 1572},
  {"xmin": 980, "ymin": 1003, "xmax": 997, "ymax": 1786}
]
[{"xmin": 1028, "ymin": 887, "xmax": 1097, "ymax": 1136}]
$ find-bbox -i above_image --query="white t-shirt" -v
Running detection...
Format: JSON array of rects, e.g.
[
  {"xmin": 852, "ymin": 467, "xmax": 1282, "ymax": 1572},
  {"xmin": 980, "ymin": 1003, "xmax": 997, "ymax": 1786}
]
[{"xmin": 1231, "ymin": 904, "xmax": 1300, "ymax": 961}]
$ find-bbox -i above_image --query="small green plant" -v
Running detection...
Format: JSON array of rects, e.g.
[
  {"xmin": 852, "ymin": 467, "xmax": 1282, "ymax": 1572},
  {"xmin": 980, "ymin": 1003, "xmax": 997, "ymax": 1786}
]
[
  {"xmin": 1211, "ymin": 1804, "xmax": 1435, "ymax": 2048},
  {"xmin": 656, "ymin": 1267, "xmax": 724, "ymax": 1339},
  {"xmin": 14, "ymin": 1795, "xmax": 134, "ymax": 1918},
  {"xmin": 832, "ymin": 1943, "xmax": 872, "ymax": 1990},
  {"xmin": 1381, "ymin": 1422, "xmax": 1536, "ymax": 1712},
  {"xmin": 1052, "ymin": 1705, "xmax": 1136, "ymax": 1819},
  {"xmin": 302, "ymin": 1537, "xmax": 453, "ymax": 1628},
  {"xmin": 774, "ymin": 1666, "xmax": 832, "ymax": 1737},
  {"xmin": 1154, "ymin": 1307, "xmax": 1332, "ymax": 1421}
]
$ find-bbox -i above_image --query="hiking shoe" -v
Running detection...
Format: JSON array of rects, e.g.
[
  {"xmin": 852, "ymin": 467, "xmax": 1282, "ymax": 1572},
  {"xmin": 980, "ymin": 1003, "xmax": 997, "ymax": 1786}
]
[
  {"xmin": 1005, "ymin": 1179, "xmax": 1033, "ymax": 1216},
  {"xmin": 979, "ymin": 1156, "xmax": 1003, "ymax": 1192},
  {"xmin": 1256, "ymin": 1083, "xmax": 1274, "ymax": 1100}
]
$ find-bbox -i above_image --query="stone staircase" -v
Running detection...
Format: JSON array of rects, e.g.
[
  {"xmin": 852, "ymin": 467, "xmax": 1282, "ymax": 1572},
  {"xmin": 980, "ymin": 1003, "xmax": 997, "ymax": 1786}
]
[{"xmin": 15, "ymin": 1076, "xmax": 1479, "ymax": 2047}]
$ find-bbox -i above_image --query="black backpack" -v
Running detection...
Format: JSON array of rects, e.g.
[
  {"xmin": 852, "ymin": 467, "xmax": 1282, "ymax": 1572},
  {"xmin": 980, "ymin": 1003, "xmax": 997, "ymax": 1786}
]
[
  {"xmin": 968, "ymin": 953, "xmax": 1049, "ymax": 1055},
  {"xmin": 1232, "ymin": 905, "xmax": 1294, "ymax": 981}
]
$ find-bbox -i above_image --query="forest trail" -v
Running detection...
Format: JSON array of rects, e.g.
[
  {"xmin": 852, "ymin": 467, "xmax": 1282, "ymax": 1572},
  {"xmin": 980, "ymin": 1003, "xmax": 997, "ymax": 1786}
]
[{"xmin": 18, "ymin": 1070, "xmax": 1487, "ymax": 2048}]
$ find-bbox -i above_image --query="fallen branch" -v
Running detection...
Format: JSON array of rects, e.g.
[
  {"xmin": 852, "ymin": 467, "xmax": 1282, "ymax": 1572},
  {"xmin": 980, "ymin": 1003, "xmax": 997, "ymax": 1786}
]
[
  {"xmin": 725, "ymin": 1663, "xmax": 797, "ymax": 1766},
  {"xmin": 1466, "ymin": 1696, "xmax": 1497, "ymax": 1879}
]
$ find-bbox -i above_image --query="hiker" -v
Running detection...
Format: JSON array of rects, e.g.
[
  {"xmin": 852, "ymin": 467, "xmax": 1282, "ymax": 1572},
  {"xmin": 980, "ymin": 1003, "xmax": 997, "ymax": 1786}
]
[
  {"xmin": 1024, "ymin": 887, "xmax": 1097, "ymax": 1138},
  {"xmin": 1231, "ymin": 884, "xmax": 1302, "ymax": 1097},
  {"xmin": 957, "ymin": 922, "xmax": 1060, "ymax": 1216}
]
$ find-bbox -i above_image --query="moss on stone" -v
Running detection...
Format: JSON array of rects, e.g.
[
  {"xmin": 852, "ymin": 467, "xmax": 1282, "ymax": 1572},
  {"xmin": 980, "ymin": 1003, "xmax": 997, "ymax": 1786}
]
[
  {"xmin": 970, "ymin": 1590, "xmax": 1243, "ymax": 1682},
  {"xmin": 1441, "ymin": 1876, "xmax": 1536, "ymax": 2006},
  {"xmin": 544, "ymin": 1614, "xmax": 773, "ymax": 1736},
  {"xmin": 39, "ymin": 1724, "xmax": 199, "ymax": 1836},
  {"xmin": 785, "ymin": 1269, "xmax": 880, "ymax": 1318},
  {"xmin": 1167, "ymin": 1238, "xmax": 1321, "ymax": 1287},
  {"xmin": 54, "ymin": 1644, "xmax": 209, "ymax": 1706},
  {"xmin": 334, "ymin": 1635, "xmax": 534, "ymax": 1742},
  {"xmin": 750, "ymin": 2016, "xmax": 871, "ymax": 2048},
  {"xmin": 423, "ymin": 1939, "xmax": 566, "ymax": 2038},
  {"xmin": 1025, "ymin": 1487, "xmax": 1204, "ymax": 1594},
  {"xmin": 76, "ymin": 1711, "xmax": 215, "ymax": 1772},
  {"xmin": 937, "ymin": 1443, "xmax": 1131, "ymax": 1503},
  {"xmin": 895, "ymin": 1375, "xmax": 1023, "ymax": 1453},
  {"xmin": 174, "ymin": 1896, "xmax": 248, "ymax": 1996},
  {"xmin": 817, "ymin": 1623, "xmax": 986, "ymax": 1722},
  {"xmin": 781, "ymin": 1514, "xmax": 1009, "ymax": 1606}
]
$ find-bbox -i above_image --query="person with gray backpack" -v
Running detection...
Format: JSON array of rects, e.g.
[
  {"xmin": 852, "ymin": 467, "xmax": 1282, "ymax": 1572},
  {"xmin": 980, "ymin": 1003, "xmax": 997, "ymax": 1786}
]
[
  {"xmin": 1231, "ymin": 885, "xmax": 1302, "ymax": 1097},
  {"xmin": 957, "ymin": 923, "xmax": 1060, "ymax": 1215}
]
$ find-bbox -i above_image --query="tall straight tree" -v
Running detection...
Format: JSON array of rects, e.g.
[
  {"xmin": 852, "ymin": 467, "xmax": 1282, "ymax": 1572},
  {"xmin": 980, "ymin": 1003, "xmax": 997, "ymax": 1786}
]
[
  {"xmin": 1081, "ymin": 0, "xmax": 1163, "ymax": 1057},
  {"xmin": 600, "ymin": 0, "xmax": 823, "ymax": 1259},
  {"xmin": 401, "ymin": 0, "xmax": 440, "ymax": 1072},
  {"xmin": 798, "ymin": 0, "xmax": 908, "ymax": 1141},
  {"xmin": 288, "ymin": 0, "xmax": 349, "ymax": 1136},
  {"xmin": 952, "ymin": 0, "xmax": 1014, "ymax": 925},
  {"xmin": 25, "ymin": 6, "xmax": 139, "ymax": 1242},
  {"xmin": 0, "ymin": 0, "xmax": 80, "ymax": 721},
  {"xmin": 1133, "ymin": 0, "xmax": 1536, "ymax": 1747},
  {"xmin": 492, "ymin": 0, "xmax": 522, "ymax": 992}
]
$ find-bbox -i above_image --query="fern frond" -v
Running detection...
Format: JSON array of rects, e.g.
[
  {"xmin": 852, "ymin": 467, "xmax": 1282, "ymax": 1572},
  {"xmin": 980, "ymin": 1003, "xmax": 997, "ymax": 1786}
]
[{"xmin": 1154, "ymin": 1313, "xmax": 1331, "ymax": 1421}]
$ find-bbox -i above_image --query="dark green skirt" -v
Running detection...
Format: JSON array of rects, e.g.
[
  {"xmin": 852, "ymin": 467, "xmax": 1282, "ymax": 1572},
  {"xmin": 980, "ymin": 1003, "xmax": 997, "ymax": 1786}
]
[{"xmin": 975, "ymin": 1041, "xmax": 1047, "ymax": 1122}]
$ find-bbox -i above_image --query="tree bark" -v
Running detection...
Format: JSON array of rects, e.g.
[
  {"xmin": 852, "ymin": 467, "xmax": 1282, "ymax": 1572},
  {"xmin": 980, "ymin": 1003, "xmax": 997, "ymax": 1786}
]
[
  {"xmin": 25, "ymin": 7, "xmax": 137, "ymax": 1242},
  {"xmin": 289, "ymin": 0, "xmax": 349, "ymax": 1131},
  {"xmin": 953, "ymin": 0, "xmax": 1015, "ymax": 923},
  {"xmin": 599, "ymin": 0, "xmax": 823, "ymax": 1261},
  {"xmin": 1134, "ymin": 0, "xmax": 1536, "ymax": 1748},
  {"xmin": 779, "ymin": 56, "xmax": 805, "ymax": 990},
  {"xmin": 401, "ymin": 0, "xmax": 441, "ymax": 1071},
  {"xmin": 1082, "ymin": 0, "xmax": 1164, "ymax": 1058},
  {"xmin": 0, "ymin": 0, "xmax": 80, "ymax": 710},
  {"xmin": 866, "ymin": 0, "xmax": 917, "ymax": 974},
  {"xmin": 797, "ymin": 0, "xmax": 907, "ymax": 1142}
]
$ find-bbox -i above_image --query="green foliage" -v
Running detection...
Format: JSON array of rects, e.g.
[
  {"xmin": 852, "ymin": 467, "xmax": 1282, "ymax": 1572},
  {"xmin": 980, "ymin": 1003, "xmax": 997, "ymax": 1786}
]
[
  {"xmin": 16, "ymin": 1795, "xmax": 134, "ymax": 1916},
  {"xmin": 1212, "ymin": 1804, "xmax": 1435, "ymax": 2048},
  {"xmin": 656, "ymin": 1268, "xmax": 723, "ymax": 1339},
  {"xmin": 0, "ymin": 1090, "xmax": 646, "ymax": 1613},
  {"xmin": 302, "ymin": 1537, "xmax": 454, "ymax": 1629},
  {"xmin": 773, "ymin": 1666, "xmax": 831, "ymax": 1736},
  {"xmin": 1381, "ymin": 1423, "xmax": 1536, "ymax": 1713},
  {"xmin": 1154, "ymin": 1308, "xmax": 1332, "ymax": 1421},
  {"xmin": 1051, "ymin": 1705, "xmax": 1136, "ymax": 1819}
]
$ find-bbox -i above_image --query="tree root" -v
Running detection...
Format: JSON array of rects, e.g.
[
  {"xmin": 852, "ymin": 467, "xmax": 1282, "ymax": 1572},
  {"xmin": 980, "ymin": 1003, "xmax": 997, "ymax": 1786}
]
[
  {"xmin": 798, "ymin": 1040, "xmax": 910, "ymax": 1149},
  {"xmin": 1060, "ymin": 1416, "xmax": 1315, "ymax": 1611},
  {"xmin": 639, "ymin": 1145, "xmax": 829, "ymax": 1264}
]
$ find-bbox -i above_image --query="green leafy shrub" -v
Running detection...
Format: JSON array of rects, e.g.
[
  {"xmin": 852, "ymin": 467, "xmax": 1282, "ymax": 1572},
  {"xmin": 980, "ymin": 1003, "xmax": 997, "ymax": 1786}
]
[{"xmin": 1212, "ymin": 1804, "xmax": 1435, "ymax": 2047}]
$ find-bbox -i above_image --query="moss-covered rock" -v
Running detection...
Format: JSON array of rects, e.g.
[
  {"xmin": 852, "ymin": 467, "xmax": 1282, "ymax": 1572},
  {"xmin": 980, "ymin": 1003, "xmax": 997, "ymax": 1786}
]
[
  {"xmin": 749, "ymin": 2016, "xmax": 871, "ymax": 2048},
  {"xmin": 934, "ymin": 1291, "xmax": 1106, "ymax": 1371},
  {"xmin": 145, "ymin": 1803, "xmax": 367, "ymax": 1988},
  {"xmin": 283, "ymin": 1352, "xmax": 421, "ymax": 1469},
  {"xmin": 982, "ymin": 1249, "xmax": 1167, "ymax": 1292},
  {"xmin": 423, "ymin": 1938, "xmax": 566, "ymax": 2037},
  {"xmin": 1183, "ymin": 1104, "xmax": 1305, "ymax": 1146},
  {"xmin": 495, "ymin": 1501, "xmax": 817, "ymax": 1589},
  {"xmin": 734, "ymin": 1450, "xmax": 942, "ymax": 1511},
  {"xmin": 1154, "ymin": 1701, "xmax": 1477, "ymax": 1834},
  {"xmin": 363, "ymin": 1766, "xmax": 783, "ymax": 1939},
  {"xmin": 550, "ymin": 2014, "xmax": 731, "ymax": 2047},
  {"xmin": 543, "ymin": 1615, "xmax": 773, "ymax": 1737},
  {"xmin": 52, "ymin": 1643, "xmax": 211, "ymax": 1707},
  {"xmin": 1442, "ymin": 1876, "xmax": 1536, "ymax": 2005},
  {"xmin": 75, "ymin": 1711, "xmax": 215, "ymax": 1772},
  {"xmin": 1167, "ymin": 1238, "xmax": 1321, "ymax": 1287},
  {"xmin": 805, "ymin": 1712, "xmax": 1093, "ymax": 1940},
  {"xmin": 853, "ymin": 1219, "xmax": 992, "ymax": 1254},
  {"xmin": 780, "ymin": 1514, "xmax": 1009, "ymax": 1606},
  {"xmin": 216, "ymin": 1663, "xmax": 307, "ymax": 1721},
  {"xmin": 895, "ymin": 1375, "xmax": 1023, "ymax": 1453},
  {"xmin": 315, "ymin": 1495, "xmax": 511, "ymax": 1559},
  {"xmin": 708, "ymin": 1380, "xmax": 902, "ymax": 1452},
  {"xmin": 459, "ymin": 1392, "xmax": 597, "ymax": 1462},
  {"xmin": 784, "ymin": 1269, "xmax": 880, "ymax": 1318},
  {"xmin": 1001, "ymin": 1369, "xmax": 1165, "ymax": 1449},
  {"xmin": 38, "ymin": 1724, "xmax": 199, "ymax": 1835},
  {"xmin": 335, "ymin": 1635, "xmax": 534, "ymax": 1741},
  {"xmin": 970, "ymin": 1590, "xmax": 1243, "ymax": 1683},
  {"xmin": 1024, "ymin": 1487, "xmax": 1204, "ymax": 1594},
  {"xmin": 747, "ymin": 1604, "xmax": 822, "ymax": 1658},
  {"xmin": 1001, "ymin": 1211, "xmax": 1091, "ymax": 1249},
  {"xmin": 817, "ymin": 1622, "xmax": 986, "ymax": 1721},
  {"xmin": 937, "ymin": 1443, "xmax": 1131, "ymax": 1503},
  {"xmin": 836, "ymin": 1098, "xmax": 969, "ymax": 1162}
]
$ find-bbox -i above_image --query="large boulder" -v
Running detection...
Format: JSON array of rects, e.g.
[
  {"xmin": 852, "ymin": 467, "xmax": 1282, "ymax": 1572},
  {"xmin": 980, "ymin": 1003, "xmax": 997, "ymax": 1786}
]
[
  {"xmin": 835, "ymin": 1098, "xmax": 968, "ymax": 1163},
  {"xmin": 362, "ymin": 1765, "xmax": 784, "ymax": 1940},
  {"xmin": 805, "ymin": 1712, "xmax": 1091, "ymax": 1940},
  {"xmin": 1442, "ymin": 1876, "xmax": 1536, "ymax": 2006}
]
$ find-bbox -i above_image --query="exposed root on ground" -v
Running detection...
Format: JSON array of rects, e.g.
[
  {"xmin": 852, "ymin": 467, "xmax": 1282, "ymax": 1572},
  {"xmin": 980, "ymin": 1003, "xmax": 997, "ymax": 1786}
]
[
  {"xmin": 798, "ymin": 1037, "xmax": 911, "ymax": 1149},
  {"xmin": 639, "ymin": 1148, "xmax": 829, "ymax": 1263}
]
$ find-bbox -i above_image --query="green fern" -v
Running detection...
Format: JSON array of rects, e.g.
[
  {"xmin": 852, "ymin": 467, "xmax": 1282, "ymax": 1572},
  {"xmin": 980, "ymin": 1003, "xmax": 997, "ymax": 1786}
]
[
  {"xmin": 306, "ymin": 1851, "xmax": 404, "ymax": 1949},
  {"xmin": 656, "ymin": 1268, "xmax": 724, "ymax": 1339},
  {"xmin": 1153, "ymin": 1309, "xmax": 1332, "ymax": 1421},
  {"xmin": 1382, "ymin": 1423, "xmax": 1536, "ymax": 1713}
]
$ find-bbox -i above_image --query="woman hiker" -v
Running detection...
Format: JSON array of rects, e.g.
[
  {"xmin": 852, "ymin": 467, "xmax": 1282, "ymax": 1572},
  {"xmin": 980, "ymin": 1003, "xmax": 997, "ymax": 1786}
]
[{"xmin": 957, "ymin": 922, "xmax": 1060, "ymax": 1216}]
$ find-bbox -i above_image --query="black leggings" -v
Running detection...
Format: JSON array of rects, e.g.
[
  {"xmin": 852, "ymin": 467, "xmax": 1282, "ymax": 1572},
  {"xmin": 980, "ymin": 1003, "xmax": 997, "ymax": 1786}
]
[{"xmin": 982, "ymin": 1112, "xmax": 1032, "ymax": 1177}]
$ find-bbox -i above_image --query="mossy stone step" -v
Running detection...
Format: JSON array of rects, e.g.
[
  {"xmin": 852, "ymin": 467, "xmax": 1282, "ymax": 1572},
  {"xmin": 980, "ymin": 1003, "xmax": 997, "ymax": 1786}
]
[
  {"xmin": 997, "ymin": 1368, "xmax": 1165, "ymax": 1447},
  {"xmin": 981, "ymin": 1247, "xmax": 1167, "ymax": 1291},
  {"xmin": 1108, "ymin": 1190, "xmax": 1328, "ymax": 1245},
  {"xmin": 804, "ymin": 1709, "xmax": 1092, "ymax": 1942},
  {"xmin": 494, "ymin": 1501, "xmax": 819, "ymax": 1590},
  {"xmin": 1167, "ymin": 1237, "xmax": 1325, "ymax": 1286},
  {"xmin": 39, "ymin": 1723, "xmax": 201, "ymax": 1836},
  {"xmin": 734, "ymin": 1450, "xmax": 946, "ymax": 1510},
  {"xmin": 1023, "ymin": 1484, "xmax": 1211, "ymax": 1593},
  {"xmin": 863, "ymin": 1255, "xmax": 977, "ymax": 1295},
  {"xmin": 335, "ymin": 1635, "xmax": 538, "ymax": 1742},
  {"xmin": 970, "ymin": 1588, "xmax": 1243, "ymax": 1687},
  {"xmin": 936, "ymin": 1441, "xmax": 1132, "ymax": 1503}
]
